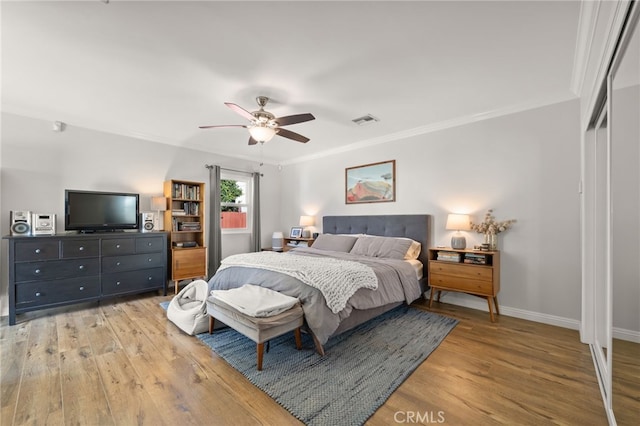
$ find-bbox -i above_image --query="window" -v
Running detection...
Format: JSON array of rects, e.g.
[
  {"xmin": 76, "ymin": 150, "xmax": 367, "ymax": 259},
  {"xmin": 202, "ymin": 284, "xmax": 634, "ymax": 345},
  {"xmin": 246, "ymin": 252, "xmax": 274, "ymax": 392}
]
[{"xmin": 220, "ymin": 171, "xmax": 252, "ymax": 232}]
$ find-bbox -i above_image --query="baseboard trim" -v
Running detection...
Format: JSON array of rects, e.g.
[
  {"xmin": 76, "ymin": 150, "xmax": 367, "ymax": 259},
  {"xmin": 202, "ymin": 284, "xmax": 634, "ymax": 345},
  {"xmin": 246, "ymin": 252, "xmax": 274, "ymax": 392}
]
[
  {"xmin": 433, "ymin": 292, "xmax": 581, "ymax": 330},
  {"xmin": 613, "ymin": 326, "xmax": 640, "ymax": 343}
]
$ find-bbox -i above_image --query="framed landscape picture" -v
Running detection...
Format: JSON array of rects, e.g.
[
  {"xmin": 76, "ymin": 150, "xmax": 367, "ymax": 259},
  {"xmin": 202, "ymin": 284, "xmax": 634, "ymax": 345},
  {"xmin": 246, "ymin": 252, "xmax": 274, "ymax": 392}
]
[{"xmin": 345, "ymin": 160, "xmax": 396, "ymax": 204}]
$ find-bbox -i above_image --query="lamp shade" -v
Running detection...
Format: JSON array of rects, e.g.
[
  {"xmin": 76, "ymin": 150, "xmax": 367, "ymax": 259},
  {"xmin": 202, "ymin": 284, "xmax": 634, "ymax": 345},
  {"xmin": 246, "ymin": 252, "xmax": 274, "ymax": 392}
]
[
  {"xmin": 151, "ymin": 196, "xmax": 167, "ymax": 212},
  {"xmin": 445, "ymin": 214, "xmax": 471, "ymax": 231},
  {"xmin": 248, "ymin": 125, "xmax": 277, "ymax": 142},
  {"xmin": 446, "ymin": 213, "xmax": 470, "ymax": 249},
  {"xmin": 299, "ymin": 215, "xmax": 315, "ymax": 227}
]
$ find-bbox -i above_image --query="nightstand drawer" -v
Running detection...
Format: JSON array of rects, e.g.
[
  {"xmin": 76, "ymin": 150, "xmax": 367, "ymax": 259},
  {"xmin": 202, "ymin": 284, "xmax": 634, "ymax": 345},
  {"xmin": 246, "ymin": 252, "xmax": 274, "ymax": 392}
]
[
  {"xmin": 429, "ymin": 262, "xmax": 493, "ymax": 281},
  {"xmin": 430, "ymin": 273, "xmax": 494, "ymax": 295}
]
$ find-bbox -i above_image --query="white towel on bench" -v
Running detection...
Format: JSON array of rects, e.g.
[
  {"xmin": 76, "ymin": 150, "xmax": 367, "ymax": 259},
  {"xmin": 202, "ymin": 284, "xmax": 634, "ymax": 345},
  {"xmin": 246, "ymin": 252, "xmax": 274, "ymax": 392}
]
[{"xmin": 210, "ymin": 284, "xmax": 299, "ymax": 318}]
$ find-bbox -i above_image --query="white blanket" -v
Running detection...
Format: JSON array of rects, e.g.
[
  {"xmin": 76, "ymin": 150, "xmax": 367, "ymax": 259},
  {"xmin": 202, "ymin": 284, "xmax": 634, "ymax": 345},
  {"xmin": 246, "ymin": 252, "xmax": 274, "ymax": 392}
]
[
  {"xmin": 218, "ymin": 251, "xmax": 378, "ymax": 314},
  {"xmin": 210, "ymin": 284, "xmax": 299, "ymax": 317}
]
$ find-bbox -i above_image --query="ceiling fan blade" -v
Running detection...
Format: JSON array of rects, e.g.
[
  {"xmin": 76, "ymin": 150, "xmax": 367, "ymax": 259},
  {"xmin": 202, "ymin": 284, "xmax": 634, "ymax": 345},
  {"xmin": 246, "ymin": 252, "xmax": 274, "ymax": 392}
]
[
  {"xmin": 248, "ymin": 136, "xmax": 259, "ymax": 145},
  {"xmin": 274, "ymin": 113, "xmax": 315, "ymax": 127},
  {"xmin": 199, "ymin": 124, "xmax": 248, "ymax": 129},
  {"xmin": 277, "ymin": 128, "xmax": 310, "ymax": 143},
  {"xmin": 225, "ymin": 102, "xmax": 256, "ymax": 122}
]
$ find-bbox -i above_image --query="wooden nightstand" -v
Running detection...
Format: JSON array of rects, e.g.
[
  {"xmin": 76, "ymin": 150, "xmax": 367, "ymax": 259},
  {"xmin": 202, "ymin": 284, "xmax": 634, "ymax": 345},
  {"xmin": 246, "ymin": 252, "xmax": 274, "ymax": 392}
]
[
  {"xmin": 282, "ymin": 237, "xmax": 315, "ymax": 252},
  {"xmin": 427, "ymin": 248, "xmax": 500, "ymax": 322}
]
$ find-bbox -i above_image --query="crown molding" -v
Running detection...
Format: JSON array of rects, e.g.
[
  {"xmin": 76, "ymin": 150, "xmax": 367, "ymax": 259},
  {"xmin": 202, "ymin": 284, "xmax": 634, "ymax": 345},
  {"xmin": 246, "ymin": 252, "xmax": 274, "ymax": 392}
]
[
  {"xmin": 570, "ymin": 0, "xmax": 600, "ymax": 97},
  {"xmin": 283, "ymin": 93, "xmax": 578, "ymax": 166}
]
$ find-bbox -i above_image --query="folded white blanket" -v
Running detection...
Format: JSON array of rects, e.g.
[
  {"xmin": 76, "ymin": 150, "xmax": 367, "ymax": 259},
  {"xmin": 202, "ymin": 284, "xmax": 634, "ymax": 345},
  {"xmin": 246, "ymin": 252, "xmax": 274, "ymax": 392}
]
[{"xmin": 210, "ymin": 284, "xmax": 299, "ymax": 318}]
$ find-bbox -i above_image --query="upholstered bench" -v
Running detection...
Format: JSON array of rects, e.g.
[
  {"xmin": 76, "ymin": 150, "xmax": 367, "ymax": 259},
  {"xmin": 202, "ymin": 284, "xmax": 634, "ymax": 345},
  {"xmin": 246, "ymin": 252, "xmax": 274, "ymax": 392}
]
[{"xmin": 207, "ymin": 285, "xmax": 304, "ymax": 371}]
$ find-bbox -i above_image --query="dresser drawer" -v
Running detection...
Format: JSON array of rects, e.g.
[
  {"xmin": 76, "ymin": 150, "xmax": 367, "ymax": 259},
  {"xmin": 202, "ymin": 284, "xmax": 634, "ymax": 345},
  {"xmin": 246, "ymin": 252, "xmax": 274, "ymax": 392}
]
[
  {"xmin": 61, "ymin": 239, "xmax": 100, "ymax": 259},
  {"xmin": 15, "ymin": 258, "xmax": 100, "ymax": 282},
  {"xmin": 102, "ymin": 252, "xmax": 165, "ymax": 273},
  {"xmin": 135, "ymin": 236, "xmax": 164, "ymax": 253},
  {"xmin": 102, "ymin": 268, "xmax": 165, "ymax": 295},
  {"xmin": 101, "ymin": 238, "xmax": 136, "ymax": 256},
  {"xmin": 430, "ymin": 273, "xmax": 495, "ymax": 295},
  {"xmin": 14, "ymin": 240, "xmax": 59, "ymax": 262},
  {"xmin": 429, "ymin": 262, "xmax": 493, "ymax": 282},
  {"xmin": 15, "ymin": 277, "xmax": 100, "ymax": 308}
]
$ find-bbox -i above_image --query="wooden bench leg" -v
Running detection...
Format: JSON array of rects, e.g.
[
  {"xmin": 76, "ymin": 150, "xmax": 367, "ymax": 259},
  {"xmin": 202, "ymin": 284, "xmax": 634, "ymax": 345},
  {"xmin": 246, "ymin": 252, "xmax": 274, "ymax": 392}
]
[
  {"xmin": 257, "ymin": 343, "xmax": 264, "ymax": 371},
  {"xmin": 209, "ymin": 316, "xmax": 214, "ymax": 334},
  {"xmin": 294, "ymin": 328, "xmax": 302, "ymax": 350}
]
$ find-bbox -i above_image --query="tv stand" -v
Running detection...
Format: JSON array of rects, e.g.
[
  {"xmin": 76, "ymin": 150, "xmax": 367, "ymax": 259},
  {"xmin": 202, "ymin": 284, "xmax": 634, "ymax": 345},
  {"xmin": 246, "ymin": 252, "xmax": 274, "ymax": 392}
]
[{"xmin": 4, "ymin": 232, "xmax": 168, "ymax": 325}]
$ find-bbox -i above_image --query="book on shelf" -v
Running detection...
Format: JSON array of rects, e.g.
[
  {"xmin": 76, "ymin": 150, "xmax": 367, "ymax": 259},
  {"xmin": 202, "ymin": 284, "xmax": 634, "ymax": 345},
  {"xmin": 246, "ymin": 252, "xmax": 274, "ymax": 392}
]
[
  {"xmin": 463, "ymin": 252, "xmax": 488, "ymax": 265},
  {"xmin": 172, "ymin": 183, "xmax": 201, "ymax": 200},
  {"xmin": 178, "ymin": 222, "xmax": 201, "ymax": 231},
  {"xmin": 182, "ymin": 202, "xmax": 200, "ymax": 216},
  {"xmin": 437, "ymin": 251, "xmax": 461, "ymax": 262}
]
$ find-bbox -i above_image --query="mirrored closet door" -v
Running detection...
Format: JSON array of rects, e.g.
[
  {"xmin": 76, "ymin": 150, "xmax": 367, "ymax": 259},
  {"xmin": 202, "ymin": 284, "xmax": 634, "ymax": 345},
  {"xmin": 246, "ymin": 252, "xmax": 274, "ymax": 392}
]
[
  {"xmin": 609, "ymin": 4, "xmax": 639, "ymax": 424},
  {"xmin": 584, "ymin": 2, "xmax": 639, "ymax": 424}
]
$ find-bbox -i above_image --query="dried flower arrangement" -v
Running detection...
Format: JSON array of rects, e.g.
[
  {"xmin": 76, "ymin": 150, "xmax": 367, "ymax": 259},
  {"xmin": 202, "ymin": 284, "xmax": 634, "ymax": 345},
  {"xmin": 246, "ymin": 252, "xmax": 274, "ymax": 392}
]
[{"xmin": 470, "ymin": 209, "xmax": 516, "ymax": 235}]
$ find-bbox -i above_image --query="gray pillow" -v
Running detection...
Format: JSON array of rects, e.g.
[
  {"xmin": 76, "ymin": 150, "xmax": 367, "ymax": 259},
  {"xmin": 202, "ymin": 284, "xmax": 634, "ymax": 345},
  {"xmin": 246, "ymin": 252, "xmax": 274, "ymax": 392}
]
[
  {"xmin": 350, "ymin": 236, "xmax": 413, "ymax": 259},
  {"xmin": 312, "ymin": 234, "xmax": 359, "ymax": 252}
]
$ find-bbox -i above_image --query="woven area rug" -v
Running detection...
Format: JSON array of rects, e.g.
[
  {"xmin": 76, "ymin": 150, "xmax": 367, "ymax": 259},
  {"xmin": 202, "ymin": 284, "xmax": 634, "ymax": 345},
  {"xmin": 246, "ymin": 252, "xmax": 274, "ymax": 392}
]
[{"xmin": 162, "ymin": 301, "xmax": 457, "ymax": 425}]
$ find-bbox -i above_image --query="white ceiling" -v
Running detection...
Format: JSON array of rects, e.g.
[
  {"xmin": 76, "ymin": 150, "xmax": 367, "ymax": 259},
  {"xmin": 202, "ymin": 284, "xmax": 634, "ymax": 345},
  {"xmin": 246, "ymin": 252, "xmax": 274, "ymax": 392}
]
[{"xmin": 1, "ymin": 0, "xmax": 582, "ymax": 165}]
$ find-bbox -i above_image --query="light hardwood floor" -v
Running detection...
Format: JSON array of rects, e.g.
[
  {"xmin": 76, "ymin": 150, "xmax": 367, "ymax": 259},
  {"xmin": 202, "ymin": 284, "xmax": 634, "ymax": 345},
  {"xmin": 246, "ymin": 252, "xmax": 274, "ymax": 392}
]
[{"xmin": 0, "ymin": 293, "xmax": 617, "ymax": 425}]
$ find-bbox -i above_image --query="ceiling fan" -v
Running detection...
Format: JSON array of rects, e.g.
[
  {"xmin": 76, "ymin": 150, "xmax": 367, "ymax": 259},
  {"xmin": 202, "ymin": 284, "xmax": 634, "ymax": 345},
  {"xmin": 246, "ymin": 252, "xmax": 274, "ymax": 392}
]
[{"xmin": 199, "ymin": 96, "xmax": 315, "ymax": 145}]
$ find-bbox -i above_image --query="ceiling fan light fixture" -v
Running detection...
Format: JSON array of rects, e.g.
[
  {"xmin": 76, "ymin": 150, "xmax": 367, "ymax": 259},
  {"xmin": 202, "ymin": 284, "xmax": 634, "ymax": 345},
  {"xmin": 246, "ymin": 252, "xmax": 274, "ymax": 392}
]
[{"xmin": 248, "ymin": 124, "xmax": 277, "ymax": 142}]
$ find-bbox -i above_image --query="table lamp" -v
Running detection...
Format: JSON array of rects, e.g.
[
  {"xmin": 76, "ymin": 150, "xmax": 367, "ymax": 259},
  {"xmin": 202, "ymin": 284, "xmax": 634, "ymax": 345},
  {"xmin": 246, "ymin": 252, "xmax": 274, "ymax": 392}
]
[
  {"xmin": 151, "ymin": 196, "xmax": 167, "ymax": 231},
  {"xmin": 299, "ymin": 215, "xmax": 315, "ymax": 238},
  {"xmin": 445, "ymin": 213, "xmax": 471, "ymax": 249}
]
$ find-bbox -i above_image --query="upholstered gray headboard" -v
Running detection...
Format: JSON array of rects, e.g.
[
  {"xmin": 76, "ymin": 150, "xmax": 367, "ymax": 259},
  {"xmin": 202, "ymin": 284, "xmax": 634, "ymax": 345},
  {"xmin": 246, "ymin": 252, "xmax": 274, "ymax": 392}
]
[{"xmin": 322, "ymin": 215, "xmax": 431, "ymax": 268}]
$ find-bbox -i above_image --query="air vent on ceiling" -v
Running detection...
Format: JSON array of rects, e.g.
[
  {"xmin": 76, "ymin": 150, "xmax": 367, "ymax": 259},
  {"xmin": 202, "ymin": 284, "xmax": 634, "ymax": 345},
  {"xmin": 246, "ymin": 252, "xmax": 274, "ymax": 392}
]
[{"xmin": 352, "ymin": 114, "xmax": 380, "ymax": 126}]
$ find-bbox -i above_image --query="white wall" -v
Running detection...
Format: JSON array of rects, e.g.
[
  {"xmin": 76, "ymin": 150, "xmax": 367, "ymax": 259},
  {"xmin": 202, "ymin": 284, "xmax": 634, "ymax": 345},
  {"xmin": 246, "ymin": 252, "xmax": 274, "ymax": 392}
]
[
  {"xmin": 0, "ymin": 112, "xmax": 281, "ymax": 316},
  {"xmin": 279, "ymin": 99, "xmax": 583, "ymax": 325}
]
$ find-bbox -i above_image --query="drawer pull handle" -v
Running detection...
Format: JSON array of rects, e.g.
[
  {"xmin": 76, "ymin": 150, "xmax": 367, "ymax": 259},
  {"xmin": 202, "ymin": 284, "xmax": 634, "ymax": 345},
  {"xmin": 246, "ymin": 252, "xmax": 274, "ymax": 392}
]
[
  {"xmin": 116, "ymin": 262, "xmax": 121, "ymax": 266},
  {"xmin": 148, "ymin": 277, "xmax": 153, "ymax": 281},
  {"xmin": 35, "ymin": 248, "xmax": 41, "ymax": 254},
  {"xmin": 116, "ymin": 281, "xmax": 121, "ymax": 286},
  {"xmin": 34, "ymin": 269, "xmax": 41, "ymax": 274},
  {"xmin": 79, "ymin": 286, "xmax": 85, "ymax": 291},
  {"xmin": 148, "ymin": 258, "xmax": 152, "ymax": 262},
  {"xmin": 35, "ymin": 292, "xmax": 41, "ymax": 297},
  {"xmin": 78, "ymin": 265, "xmax": 84, "ymax": 270},
  {"xmin": 79, "ymin": 246, "xmax": 84, "ymax": 251},
  {"xmin": 148, "ymin": 242, "xmax": 152, "ymax": 246}
]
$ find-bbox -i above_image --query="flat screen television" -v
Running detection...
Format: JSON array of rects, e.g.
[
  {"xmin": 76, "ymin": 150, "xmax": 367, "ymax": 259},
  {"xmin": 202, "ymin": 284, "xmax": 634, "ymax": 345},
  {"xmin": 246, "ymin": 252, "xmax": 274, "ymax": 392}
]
[{"xmin": 65, "ymin": 190, "xmax": 140, "ymax": 232}]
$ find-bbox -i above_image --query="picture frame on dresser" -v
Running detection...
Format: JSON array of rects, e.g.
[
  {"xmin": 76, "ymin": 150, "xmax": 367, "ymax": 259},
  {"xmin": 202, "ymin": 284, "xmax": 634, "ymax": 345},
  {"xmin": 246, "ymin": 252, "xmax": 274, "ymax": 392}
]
[{"xmin": 289, "ymin": 227, "xmax": 303, "ymax": 238}]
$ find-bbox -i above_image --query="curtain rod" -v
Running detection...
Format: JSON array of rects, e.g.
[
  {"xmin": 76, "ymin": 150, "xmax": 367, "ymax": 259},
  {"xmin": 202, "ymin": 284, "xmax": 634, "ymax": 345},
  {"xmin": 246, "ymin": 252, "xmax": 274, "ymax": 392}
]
[{"xmin": 204, "ymin": 164, "xmax": 262, "ymax": 176}]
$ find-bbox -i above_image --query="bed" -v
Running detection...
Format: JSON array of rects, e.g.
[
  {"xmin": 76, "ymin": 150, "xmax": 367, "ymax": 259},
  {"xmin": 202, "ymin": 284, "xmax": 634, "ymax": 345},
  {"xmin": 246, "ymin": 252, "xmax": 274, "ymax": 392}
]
[{"xmin": 207, "ymin": 214, "xmax": 431, "ymax": 354}]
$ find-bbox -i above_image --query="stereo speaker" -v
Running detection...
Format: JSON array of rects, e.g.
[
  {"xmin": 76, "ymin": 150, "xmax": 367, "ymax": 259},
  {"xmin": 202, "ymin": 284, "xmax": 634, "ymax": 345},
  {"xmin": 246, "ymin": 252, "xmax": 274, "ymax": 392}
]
[
  {"xmin": 32, "ymin": 213, "xmax": 57, "ymax": 236},
  {"xmin": 10, "ymin": 210, "xmax": 32, "ymax": 236},
  {"xmin": 140, "ymin": 212, "xmax": 155, "ymax": 232}
]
